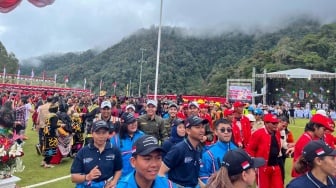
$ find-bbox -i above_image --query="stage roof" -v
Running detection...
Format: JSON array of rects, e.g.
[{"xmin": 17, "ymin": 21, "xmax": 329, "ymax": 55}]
[{"xmin": 255, "ymin": 68, "xmax": 336, "ymax": 79}]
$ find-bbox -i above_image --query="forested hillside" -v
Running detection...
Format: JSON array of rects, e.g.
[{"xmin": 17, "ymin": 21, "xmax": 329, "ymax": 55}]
[
  {"xmin": 2, "ymin": 19, "xmax": 336, "ymax": 96},
  {"xmin": 0, "ymin": 42, "xmax": 19, "ymax": 74}
]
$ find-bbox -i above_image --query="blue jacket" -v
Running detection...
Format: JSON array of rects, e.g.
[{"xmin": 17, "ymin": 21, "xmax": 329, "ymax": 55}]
[
  {"xmin": 199, "ymin": 141, "xmax": 237, "ymax": 184},
  {"xmin": 117, "ymin": 172, "xmax": 177, "ymax": 188},
  {"xmin": 110, "ymin": 130, "xmax": 145, "ymax": 177},
  {"xmin": 287, "ymin": 171, "xmax": 336, "ymax": 188}
]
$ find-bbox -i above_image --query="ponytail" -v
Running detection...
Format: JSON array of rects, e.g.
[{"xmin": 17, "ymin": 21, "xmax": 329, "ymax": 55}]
[
  {"xmin": 294, "ymin": 155, "xmax": 314, "ymax": 174},
  {"xmin": 206, "ymin": 167, "xmax": 234, "ymax": 188}
]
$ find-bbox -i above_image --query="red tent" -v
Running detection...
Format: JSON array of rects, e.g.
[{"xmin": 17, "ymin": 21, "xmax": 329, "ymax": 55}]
[{"xmin": 0, "ymin": 0, "xmax": 54, "ymax": 13}]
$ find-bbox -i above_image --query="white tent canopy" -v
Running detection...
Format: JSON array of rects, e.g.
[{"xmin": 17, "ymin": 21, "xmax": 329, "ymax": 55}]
[{"xmin": 256, "ymin": 68, "xmax": 336, "ymax": 79}]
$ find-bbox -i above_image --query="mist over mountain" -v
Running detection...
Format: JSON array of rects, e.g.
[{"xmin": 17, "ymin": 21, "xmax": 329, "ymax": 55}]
[{"xmin": 1, "ymin": 18, "xmax": 335, "ymax": 96}]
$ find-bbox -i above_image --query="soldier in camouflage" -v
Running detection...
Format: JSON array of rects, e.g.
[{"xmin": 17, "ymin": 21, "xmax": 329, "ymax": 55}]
[
  {"xmin": 137, "ymin": 100, "xmax": 168, "ymax": 143},
  {"xmin": 163, "ymin": 103, "xmax": 179, "ymax": 138}
]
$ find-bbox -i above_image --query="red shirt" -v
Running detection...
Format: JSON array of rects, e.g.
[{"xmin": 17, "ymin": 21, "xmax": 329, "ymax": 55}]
[
  {"xmin": 325, "ymin": 132, "xmax": 335, "ymax": 149},
  {"xmin": 291, "ymin": 132, "xmax": 315, "ymax": 177},
  {"xmin": 232, "ymin": 116, "xmax": 251, "ymax": 148},
  {"xmin": 176, "ymin": 111, "xmax": 187, "ymax": 120},
  {"xmin": 246, "ymin": 127, "xmax": 281, "ymax": 164}
]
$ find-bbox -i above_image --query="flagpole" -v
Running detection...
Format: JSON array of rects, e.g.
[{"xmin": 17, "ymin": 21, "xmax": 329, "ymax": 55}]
[
  {"xmin": 17, "ymin": 67, "xmax": 20, "ymax": 84},
  {"xmin": 54, "ymin": 74, "xmax": 57, "ymax": 87},
  {"xmin": 154, "ymin": 0, "xmax": 163, "ymax": 101},
  {"xmin": 3, "ymin": 66, "xmax": 6, "ymax": 83},
  {"xmin": 99, "ymin": 79, "xmax": 102, "ymax": 95},
  {"xmin": 113, "ymin": 82, "xmax": 116, "ymax": 96}
]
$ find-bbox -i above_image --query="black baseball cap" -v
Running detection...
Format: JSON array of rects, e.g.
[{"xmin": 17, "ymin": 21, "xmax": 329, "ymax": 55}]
[
  {"xmin": 168, "ymin": 103, "xmax": 178, "ymax": 109},
  {"xmin": 121, "ymin": 112, "xmax": 136, "ymax": 124},
  {"xmin": 132, "ymin": 135, "xmax": 165, "ymax": 156},
  {"xmin": 222, "ymin": 148, "xmax": 265, "ymax": 176},
  {"xmin": 172, "ymin": 118, "xmax": 185, "ymax": 127},
  {"xmin": 92, "ymin": 120, "xmax": 109, "ymax": 132},
  {"xmin": 302, "ymin": 140, "xmax": 336, "ymax": 162},
  {"xmin": 185, "ymin": 115, "xmax": 208, "ymax": 128}
]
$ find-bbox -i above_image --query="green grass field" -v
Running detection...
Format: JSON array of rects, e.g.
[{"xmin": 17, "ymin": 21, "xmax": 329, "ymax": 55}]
[{"xmin": 13, "ymin": 118, "xmax": 311, "ymax": 187}]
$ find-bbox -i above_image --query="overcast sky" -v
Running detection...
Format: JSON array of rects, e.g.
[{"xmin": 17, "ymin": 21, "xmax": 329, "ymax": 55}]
[{"xmin": 1, "ymin": 0, "xmax": 336, "ymax": 61}]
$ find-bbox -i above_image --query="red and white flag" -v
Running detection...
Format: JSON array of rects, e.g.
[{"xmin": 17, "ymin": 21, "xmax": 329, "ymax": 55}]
[
  {"xmin": 241, "ymin": 161, "xmax": 250, "ymax": 170},
  {"xmin": 315, "ymin": 148, "xmax": 325, "ymax": 156},
  {"xmin": 112, "ymin": 81, "xmax": 117, "ymax": 88}
]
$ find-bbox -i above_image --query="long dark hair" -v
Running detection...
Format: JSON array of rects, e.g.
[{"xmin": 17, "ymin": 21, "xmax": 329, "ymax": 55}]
[
  {"xmin": 118, "ymin": 121, "xmax": 136, "ymax": 148},
  {"xmin": 0, "ymin": 101, "xmax": 15, "ymax": 129}
]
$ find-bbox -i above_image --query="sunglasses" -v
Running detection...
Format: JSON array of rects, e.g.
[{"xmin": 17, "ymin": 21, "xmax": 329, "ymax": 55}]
[{"xmin": 218, "ymin": 128, "xmax": 232, "ymax": 133}]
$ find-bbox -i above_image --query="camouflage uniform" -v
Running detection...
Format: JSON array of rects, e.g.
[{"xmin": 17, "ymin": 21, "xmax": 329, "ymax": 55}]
[
  {"xmin": 164, "ymin": 117, "xmax": 177, "ymax": 138},
  {"xmin": 137, "ymin": 114, "xmax": 168, "ymax": 143}
]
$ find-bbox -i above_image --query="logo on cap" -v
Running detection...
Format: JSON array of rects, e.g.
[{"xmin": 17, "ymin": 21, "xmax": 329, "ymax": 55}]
[
  {"xmin": 316, "ymin": 148, "xmax": 325, "ymax": 156},
  {"xmin": 241, "ymin": 161, "xmax": 250, "ymax": 170}
]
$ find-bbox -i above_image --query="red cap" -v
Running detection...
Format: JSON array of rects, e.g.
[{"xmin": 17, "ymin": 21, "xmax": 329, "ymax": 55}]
[
  {"xmin": 199, "ymin": 103, "xmax": 208, "ymax": 109},
  {"xmin": 224, "ymin": 109, "xmax": 234, "ymax": 116},
  {"xmin": 182, "ymin": 103, "xmax": 189, "ymax": 109},
  {"xmin": 328, "ymin": 118, "xmax": 335, "ymax": 132},
  {"xmin": 311, "ymin": 114, "xmax": 334, "ymax": 131},
  {"xmin": 263, "ymin": 114, "xmax": 279, "ymax": 123},
  {"xmin": 233, "ymin": 101, "xmax": 245, "ymax": 108}
]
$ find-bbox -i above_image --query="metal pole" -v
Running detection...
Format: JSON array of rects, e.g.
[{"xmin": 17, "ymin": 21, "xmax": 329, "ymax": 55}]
[
  {"xmin": 334, "ymin": 68, "xmax": 336, "ymax": 109},
  {"xmin": 154, "ymin": 0, "xmax": 163, "ymax": 101},
  {"xmin": 139, "ymin": 48, "xmax": 146, "ymax": 97},
  {"xmin": 129, "ymin": 79, "xmax": 132, "ymax": 97},
  {"xmin": 263, "ymin": 69, "xmax": 267, "ymax": 105},
  {"xmin": 252, "ymin": 67, "xmax": 255, "ymax": 105}
]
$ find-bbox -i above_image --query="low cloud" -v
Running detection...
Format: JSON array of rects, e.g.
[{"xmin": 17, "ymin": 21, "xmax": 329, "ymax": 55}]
[{"xmin": 0, "ymin": 0, "xmax": 335, "ymax": 60}]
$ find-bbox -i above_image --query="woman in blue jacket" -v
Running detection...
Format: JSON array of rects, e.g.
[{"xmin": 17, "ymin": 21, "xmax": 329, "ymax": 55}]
[{"xmin": 110, "ymin": 112, "xmax": 144, "ymax": 178}]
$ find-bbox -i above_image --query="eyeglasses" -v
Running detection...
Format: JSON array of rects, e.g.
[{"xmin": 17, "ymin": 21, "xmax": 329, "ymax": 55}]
[{"xmin": 218, "ymin": 128, "xmax": 232, "ymax": 133}]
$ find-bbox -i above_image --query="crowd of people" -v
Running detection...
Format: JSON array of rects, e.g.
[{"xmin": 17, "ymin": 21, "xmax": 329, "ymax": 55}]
[{"xmin": 1, "ymin": 90, "xmax": 336, "ymax": 188}]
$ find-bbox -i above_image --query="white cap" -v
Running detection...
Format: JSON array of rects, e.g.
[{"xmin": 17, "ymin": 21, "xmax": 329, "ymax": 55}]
[
  {"xmin": 246, "ymin": 114, "xmax": 256, "ymax": 122},
  {"xmin": 316, "ymin": 109, "xmax": 327, "ymax": 117},
  {"xmin": 188, "ymin": 101, "xmax": 199, "ymax": 109},
  {"xmin": 147, "ymin": 100, "xmax": 157, "ymax": 107},
  {"xmin": 126, "ymin": 104, "xmax": 136, "ymax": 111},
  {"xmin": 100, "ymin": 101, "xmax": 112, "ymax": 108}
]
